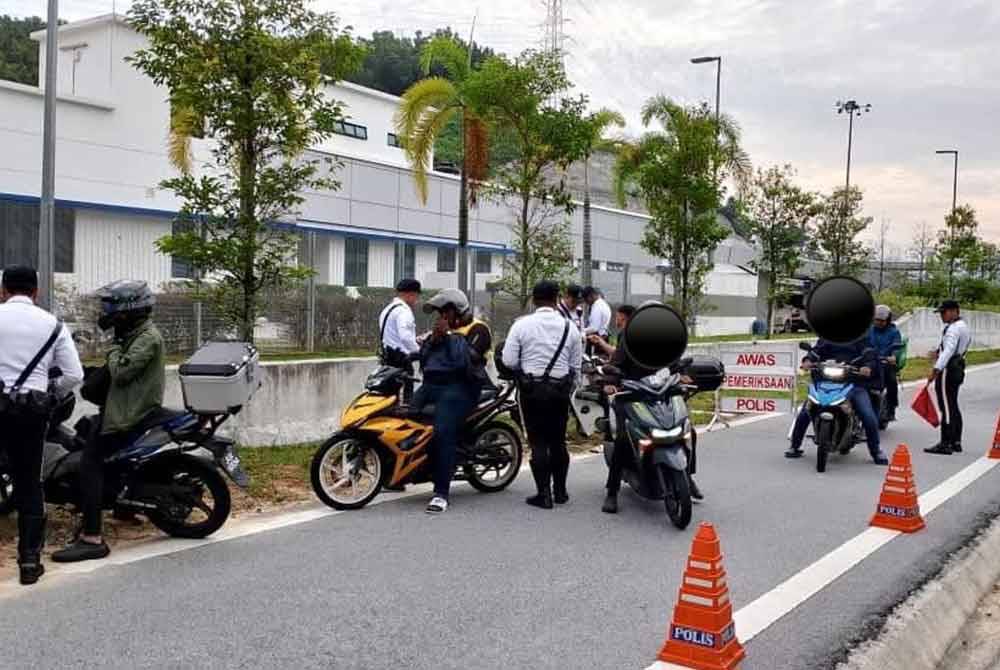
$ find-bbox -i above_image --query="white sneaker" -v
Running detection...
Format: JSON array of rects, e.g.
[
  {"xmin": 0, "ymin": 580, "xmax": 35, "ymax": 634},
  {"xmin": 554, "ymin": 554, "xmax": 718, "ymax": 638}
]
[{"xmin": 425, "ymin": 496, "xmax": 448, "ymax": 514}]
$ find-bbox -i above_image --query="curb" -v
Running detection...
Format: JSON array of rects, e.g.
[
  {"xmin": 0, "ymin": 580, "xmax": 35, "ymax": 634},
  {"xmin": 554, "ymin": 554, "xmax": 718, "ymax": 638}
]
[{"xmin": 836, "ymin": 514, "xmax": 1000, "ymax": 670}]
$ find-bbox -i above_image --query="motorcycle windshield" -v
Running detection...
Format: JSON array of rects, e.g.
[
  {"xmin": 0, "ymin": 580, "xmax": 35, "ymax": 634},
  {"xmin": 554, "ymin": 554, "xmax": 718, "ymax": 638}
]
[{"xmin": 627, "ymin": 396, "xmax": 686, "ymax": 430}]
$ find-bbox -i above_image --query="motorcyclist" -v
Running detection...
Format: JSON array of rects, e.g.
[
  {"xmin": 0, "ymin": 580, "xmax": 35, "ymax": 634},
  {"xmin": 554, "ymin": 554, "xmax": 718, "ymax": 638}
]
[
  {"xmin": 784, "ymin": 337, "xmax": 888, "ymax": 465},
  {"xmin": 53, "ymin": 280, "xmax": 165, "ymax": 562},
  {"xmin": 414, "ymin": 289, "xmax": 481, "ymax": 515},
  {"xmin": 599, "ymin": 301, "xmax": 701, "ymax": 513},
  {"xmin": 869, "ymin": 305, "xmax": 902, "ymax": 422}
]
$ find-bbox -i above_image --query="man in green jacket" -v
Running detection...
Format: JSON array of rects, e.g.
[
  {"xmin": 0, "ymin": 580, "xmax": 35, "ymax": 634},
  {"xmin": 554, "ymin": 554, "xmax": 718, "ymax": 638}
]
[{"xmin": 54, "ymin": 280, "xmax": 165, "ymax": 563}]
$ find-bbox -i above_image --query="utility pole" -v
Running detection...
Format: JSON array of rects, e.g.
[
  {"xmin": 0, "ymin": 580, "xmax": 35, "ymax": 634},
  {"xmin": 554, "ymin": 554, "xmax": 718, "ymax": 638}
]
[
  {"xmin": 39, "ymin": 0, "xmax": 59, "ymax": 311},
  {"xmin": 935, "ymin": 149, "xmax": 959, "ymax": 297},
  {"xmin": 835, "ymin": 99, "xmax": 872, "ymax": 224}
]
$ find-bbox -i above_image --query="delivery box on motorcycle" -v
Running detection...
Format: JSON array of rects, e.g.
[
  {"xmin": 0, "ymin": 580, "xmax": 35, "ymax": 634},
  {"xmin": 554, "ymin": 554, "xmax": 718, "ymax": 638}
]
[
  {"xmin": 679, "ymin": 356, "xmax": 725, "ymax": 392},
  {"xmin": 179, "ymin": 342, "xmax": 261, "ymax": 415}
]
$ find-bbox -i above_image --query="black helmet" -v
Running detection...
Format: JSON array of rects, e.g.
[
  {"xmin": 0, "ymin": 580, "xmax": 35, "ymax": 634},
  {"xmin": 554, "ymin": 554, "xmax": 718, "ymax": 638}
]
[{"xmin": 96, "ymin": 279, "xmax": 155, "ymax": 331}]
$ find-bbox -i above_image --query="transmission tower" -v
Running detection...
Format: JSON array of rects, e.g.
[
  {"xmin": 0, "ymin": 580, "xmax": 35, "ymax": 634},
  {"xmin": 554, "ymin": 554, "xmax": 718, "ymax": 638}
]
[{"xmin": 541, "ymin": 0, "xmax": 568, "ymax": 104}]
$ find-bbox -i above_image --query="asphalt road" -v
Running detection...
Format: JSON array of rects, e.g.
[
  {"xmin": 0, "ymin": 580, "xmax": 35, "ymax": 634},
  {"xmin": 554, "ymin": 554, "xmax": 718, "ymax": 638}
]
[{"xmin": 1, "ymin": 368, "xmax": 999, "ymax": 670}]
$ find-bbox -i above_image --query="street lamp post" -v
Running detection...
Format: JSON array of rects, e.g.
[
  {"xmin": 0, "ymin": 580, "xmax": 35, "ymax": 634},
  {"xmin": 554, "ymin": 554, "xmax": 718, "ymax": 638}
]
[
  {"xmin": 39, "ymin": 0, "xmax": 59, "ymax": 311},
  {"xmin": 936, "ymin": 149, "xmax": 960, "ymax": 297},
  {"xmin": 691, "ymin": 56, "xmax": 722, "ymax": 134},
  {"xmin": 835, "ymin": 99, "xmax": 871, "ymax": 229}
]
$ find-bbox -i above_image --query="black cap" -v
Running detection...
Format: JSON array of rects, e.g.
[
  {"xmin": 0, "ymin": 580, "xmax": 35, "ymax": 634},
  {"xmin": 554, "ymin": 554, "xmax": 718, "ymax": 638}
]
[
  {"xmin": 935, "ymin": 299, "xmax": 960, "ymax": 313},
  {"xmin": 396, "ymin": 278, "xmax": 422, "ymax": 294},
  {"xmin": 582, "ymin": 286, "xmax": 600, "ymax": 299},
  {"xmin": 564, "ymin": 283, "xmax": 583, "ymax": 301},
  {"xmin": 532, "ymin": 280, "xmax": 560, "ymax": 302},
  {"xmin": 1, "ymin": 266, "xmax": 38, "ymax": 294}
]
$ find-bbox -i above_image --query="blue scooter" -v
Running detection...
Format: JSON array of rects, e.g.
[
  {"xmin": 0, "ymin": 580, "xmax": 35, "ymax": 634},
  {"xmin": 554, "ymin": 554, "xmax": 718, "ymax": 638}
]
[{"xmin": 796, "ymin": 342, "xmax": 873, "ymax": 473}]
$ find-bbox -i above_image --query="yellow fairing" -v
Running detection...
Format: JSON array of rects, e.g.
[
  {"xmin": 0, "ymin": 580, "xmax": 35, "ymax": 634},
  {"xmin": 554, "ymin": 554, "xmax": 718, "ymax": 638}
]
[{"xmin": 340, "ymin": 393, "xmax": 396, "ymax": 429}]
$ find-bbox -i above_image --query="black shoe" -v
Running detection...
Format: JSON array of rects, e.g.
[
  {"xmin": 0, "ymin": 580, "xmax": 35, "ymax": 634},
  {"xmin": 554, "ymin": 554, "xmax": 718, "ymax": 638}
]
[
  {"xmin": 526, "ymin": 492, "xmax": 554, "ymax": 510},
  {"xmin": 952, "ymin": 443, "xmax": 963, "ymax": 453},
  {"xmin": 887, "ymin": 412, "xmax": 897, "ymax": 423},
  {"xmin": 19, "ymin": 562, "xmax": 44, "ymax": 585},
  {"xmin": 872, "ymin": 453, "xmax": 889, "ymax": 466},
  {"xmin": 688, "ymin": 477, "xmax": 704, "ymax": 501},
  {"xmin": 51, "ymin": 539, "xmax": 111, "ymax": 563},
  {"xmin": 924, "ymin": 443, "xmax": 954, "ymax": 456},
  {"xmin": 17, "ymin": 514, "xmax": 46, "ymax": 585},
  {"xmin": 553, "ymin": 488, "xmax": 569, "ymax": 505},
  {"xmin": 601, "ymin": 494, "xmax": 619, "ymax": 514},
  {"xmin": 383, "ymin": 483, "xmax": 406, "ymax": 492},
  {"xmin": 785, "ymin": 447, "xmax": 804, "ymax": 459}
]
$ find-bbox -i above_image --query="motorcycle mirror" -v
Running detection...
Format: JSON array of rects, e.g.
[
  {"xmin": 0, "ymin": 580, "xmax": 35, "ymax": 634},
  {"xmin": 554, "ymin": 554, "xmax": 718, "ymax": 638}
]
[
  {"xmin": 621, "ymin": 303, "xmax": 688, "ymax": 372},
  {"xmin": 798, "ymin": 341, "xmax": 812, "ymax": 352},
  {"xmin": 805, "ymin": 276, "xmax": 875, "ymax": 344}
]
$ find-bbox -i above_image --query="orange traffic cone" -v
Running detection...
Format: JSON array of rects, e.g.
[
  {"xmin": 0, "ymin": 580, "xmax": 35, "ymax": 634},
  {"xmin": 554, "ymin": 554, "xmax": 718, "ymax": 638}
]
[
  {"xmin": 870, "ymin": 444, "xmax": 925, "ymax": 533},
  {"xmin": 657, "ymin": 522, "xmax": 745, "ymax": 670},
  {"xmin": 988, "ymin": 414, "xmax": 1000, "ymax": 460}
]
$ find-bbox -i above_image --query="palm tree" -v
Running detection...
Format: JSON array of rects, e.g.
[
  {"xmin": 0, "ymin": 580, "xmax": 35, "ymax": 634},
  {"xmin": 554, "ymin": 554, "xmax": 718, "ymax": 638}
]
[
  {"xmin": 395, "ymin": 36, "xmax": 489, "ymax": 295},
  {"xmin": 580, "ymin": 109, "xmax": 625, "ymax": 286}
]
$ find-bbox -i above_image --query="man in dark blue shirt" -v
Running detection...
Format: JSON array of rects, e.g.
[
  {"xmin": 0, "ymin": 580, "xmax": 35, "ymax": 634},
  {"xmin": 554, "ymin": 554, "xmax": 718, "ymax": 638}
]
[
  {"xmin": 868, "ymin": 305, "xmax": 903, "ymax": 422},
  {"xmin": 784, "ymin": 337, "xmax": 887, "ymax": 465}
]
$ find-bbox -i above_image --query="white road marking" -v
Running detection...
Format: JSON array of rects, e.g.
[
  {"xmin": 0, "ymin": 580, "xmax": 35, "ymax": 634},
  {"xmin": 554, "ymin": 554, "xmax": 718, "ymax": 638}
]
[{"xmin": 644, "ymin": 456, "xmax": 1000, "ymax": 670}]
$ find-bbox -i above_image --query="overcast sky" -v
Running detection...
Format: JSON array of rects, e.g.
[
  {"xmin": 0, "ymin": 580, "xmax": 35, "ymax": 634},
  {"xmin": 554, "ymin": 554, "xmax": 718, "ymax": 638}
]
[{"xmin": 6, "ymin": 0, "xmax": 999, "ymax": 252}]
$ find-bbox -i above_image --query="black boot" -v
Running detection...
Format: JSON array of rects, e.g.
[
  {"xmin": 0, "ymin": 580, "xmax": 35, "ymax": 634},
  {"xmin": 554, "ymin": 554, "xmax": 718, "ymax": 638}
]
[
  {"xmin": 17, "ymin": 515, "xmax": 46, "ymax": 586},
  {"xmin": 785, "ymin": 446, "xmax": 804, "ymax": 458},
  {"xmin": 601, "ymin": 492, "xmax": 619, "ymax": 514},
  {"xmin": 553, "ymin": 464, "xmax": 569, "ymax": 505},
  {"xmin": 924, "ymin": 442, "xmax": 953, "ymax": 455},
  {"xmin": 688, "ymin": 476, "xmax": 704, "ymax": 501},
  {"xmin": 952, "ymin": 443, "xmax": 963, "ymax": 453},
  {"xmin": 526, "ymin": 463, "xmax": 553, "ymax": 509}
]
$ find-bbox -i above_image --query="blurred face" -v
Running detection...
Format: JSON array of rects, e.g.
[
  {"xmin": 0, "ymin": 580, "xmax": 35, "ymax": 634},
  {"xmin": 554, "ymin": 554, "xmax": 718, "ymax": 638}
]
[
  {"xmin": 400, "ymin": 291, "xmax": 419, "ymax": 308},
  {"xmin": 615, "ymin": 311, "xmax": 628, "ymax": 331},
  {"xmin": 940, "ymin": 308, "xmax": 959, "ymax": 323},
  {"xmin": 563, "ymin": 295, "xmax": 579, "ymax": 310},
  {"xmin": 874, "ymin": 318, "xmax": 888, "ymax": 329},
  {"xmin": 585, "ymin": 294, "xmax": 596, "ymax": 306}
]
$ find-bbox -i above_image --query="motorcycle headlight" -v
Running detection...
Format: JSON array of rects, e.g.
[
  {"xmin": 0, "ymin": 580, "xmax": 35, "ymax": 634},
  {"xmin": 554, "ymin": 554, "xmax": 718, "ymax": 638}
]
[
  {"xmin": 821, "ymin": 365, "xmax": 847, "ymax": 380},
  {"xmin": 651, "ymin": 426, "xmax": 683, "ymax": 441}
]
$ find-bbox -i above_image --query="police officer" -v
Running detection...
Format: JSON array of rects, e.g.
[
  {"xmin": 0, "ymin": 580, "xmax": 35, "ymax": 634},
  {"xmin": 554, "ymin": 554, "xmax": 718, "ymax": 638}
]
[
  {"xmin": 583, "ymin": 286, "xmax": 612, "ymax": 340},
  {"xmin": 0, "ymin": 267, "xmax": 84, "ymax": 584},
  {"xmin": 557, "ymin": 283, "xmax": 584, "ymax": 331},
  {"xmin": 925, "ymin": 300, "xmax": 972, "ymax": 455},
  {"xmin": 502, "ymin": 281, "xmax": 583, "ymax": 509},
  {"xmin": 379, "ymin": 279, "xmax": 421, "ymax": 369}
]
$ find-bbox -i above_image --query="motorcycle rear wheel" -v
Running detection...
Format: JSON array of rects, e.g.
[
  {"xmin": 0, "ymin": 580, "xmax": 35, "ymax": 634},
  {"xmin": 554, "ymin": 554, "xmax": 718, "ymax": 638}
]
[
  {"xmin": 146, "ymin": 457, "xmax": 232, "ymax": 539},
  {"xmin": 464, "ymin": 423, "xmax": 522, "ymax": 493},
  {"xmin": 660, "ymin": 465, "xmax": 692, "ymax": 530},
  {"xmin": 816, "ymin": 422, "xmax": 833, "ymax": 473},
  {"xmin": 311, "ymin": 436, "xmax": 383, "ymax": 510}
]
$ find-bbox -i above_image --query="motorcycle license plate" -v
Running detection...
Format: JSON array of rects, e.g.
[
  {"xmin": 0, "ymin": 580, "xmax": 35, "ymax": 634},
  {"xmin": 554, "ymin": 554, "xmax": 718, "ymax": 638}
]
[{"xmin": 220, "ymin": 448, "xmax": 250, "ymax": 488}]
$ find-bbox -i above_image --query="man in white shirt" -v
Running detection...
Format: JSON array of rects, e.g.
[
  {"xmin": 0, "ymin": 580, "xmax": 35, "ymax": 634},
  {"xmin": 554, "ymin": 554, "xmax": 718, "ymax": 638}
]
[
  {"xmin": 557, "ymin": 283, "xmax": 584, "ymax": 331},
  {"xmin": 583, "ymin": 286, "xmax": 612, "ymax": 339},
  {"xmin": 0, "ymin": 267, "xmax": 83, "ymax": 585},
  {"xmin": 925, "ymin": 300, "xmax": 973, "ymax": 456},
  {"xmin": 502, "ymin": 281, "xmax": 582, "ymax": 509},
  {"xmin": 379, "ymin": 279, "xmax": 421, "ymax": 367}
]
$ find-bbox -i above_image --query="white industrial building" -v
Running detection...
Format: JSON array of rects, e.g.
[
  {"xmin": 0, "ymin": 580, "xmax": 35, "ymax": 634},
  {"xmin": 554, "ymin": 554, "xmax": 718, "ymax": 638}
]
[{"xmin": 0, "ymin": 14, "xmax": 762, "ymax": 335}]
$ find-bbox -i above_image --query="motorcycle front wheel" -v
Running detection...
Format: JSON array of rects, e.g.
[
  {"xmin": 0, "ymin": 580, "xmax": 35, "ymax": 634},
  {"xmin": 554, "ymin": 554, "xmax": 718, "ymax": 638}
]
[
  {"xmin": 660, "ymin": 465, "xmax": 692, "ymax": 530},
  {"xmin": 816, "ymin": 422, "xmax": 833, "ymax": 473},
  {"xmin": 145, "ymin": 456, "xmax": 232, "ymax": 539},
  {"xmin": 311, "ymin": 436, "xmax": 383, "ymax": 510}
]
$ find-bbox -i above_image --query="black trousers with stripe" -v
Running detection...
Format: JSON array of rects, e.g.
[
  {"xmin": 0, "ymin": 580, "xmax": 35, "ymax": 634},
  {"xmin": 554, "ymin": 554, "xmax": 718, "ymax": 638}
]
[{"xmin": 935, "ymin": 358, "xmax": 965, "ymax": 446}]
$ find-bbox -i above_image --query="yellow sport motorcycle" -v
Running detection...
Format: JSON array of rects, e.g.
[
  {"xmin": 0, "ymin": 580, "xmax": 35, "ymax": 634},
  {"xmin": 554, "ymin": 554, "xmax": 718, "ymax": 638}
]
[{"xmin": 310, "ymin": 366, "xmax": 524, "ymax": 510}]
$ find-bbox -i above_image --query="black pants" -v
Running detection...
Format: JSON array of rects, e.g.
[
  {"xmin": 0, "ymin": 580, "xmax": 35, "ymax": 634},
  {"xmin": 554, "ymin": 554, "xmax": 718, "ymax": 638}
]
[
  {"xmin": 935, "ymin": 359, "xmax": 965, "ymax": 447},
  {"xmin": 885, "ymin": 367, "xmax": 899, "ymax": 413},
  {"xmin": 520, "ymin": 382, "xmax": 571, "ymax": 495},
  {"xmin": 1, "ymin": 412, "xmax": 47, "ymax": 519},
  {"xmin": 80, "ymin": 429, "xmax": 134, "ymax": 536}
]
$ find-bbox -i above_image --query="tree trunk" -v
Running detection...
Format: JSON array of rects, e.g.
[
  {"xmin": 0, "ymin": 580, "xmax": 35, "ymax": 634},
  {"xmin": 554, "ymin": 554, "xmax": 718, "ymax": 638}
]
[
  {"xmin": 239, "ymin": 142, "xmax": 257, "ymax": 344},
  {"xmin": 519, "ymin": 188, "xmax": 531, "ymax": 311},
  {"xmin": 458, "ymin": 114, "xmax": 469, "ymax": 297},
  {"xmin": 582, "ymin": 156, "xmax": 592, "ymax": 287}
]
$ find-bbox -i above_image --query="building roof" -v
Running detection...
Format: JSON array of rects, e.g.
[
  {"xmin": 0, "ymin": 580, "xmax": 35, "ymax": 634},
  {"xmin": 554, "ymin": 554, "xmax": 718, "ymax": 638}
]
[{"xmin": 30, "ymin": 13, "xmax": 129, "ymax": 42}]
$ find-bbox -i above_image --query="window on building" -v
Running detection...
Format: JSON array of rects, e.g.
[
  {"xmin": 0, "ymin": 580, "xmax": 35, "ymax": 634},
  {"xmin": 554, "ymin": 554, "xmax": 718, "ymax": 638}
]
[
  {"xmin": 475, "ymin": 250, "xmax": 492, "ymax": 274},
  {"xmin": 170, "ymin": 219, "xmax": 195, "ymax": 279},
  {"xmin": 344, "ymin": 237, "xmax": 369, "ymax": 286},
  {"xmin": 0, "ymin": 199, "xmax": 75, "ymax": 273},
  {"xmin": 387, "ymin": 133, "xmax": 402, "ymax": 148},
  {"xmin": 394, "ymin": 242, "xmax": 416, "ymax": 283},
  {"xmin": 437, "ymin": 246, "xmax": 456, "ymax": 273},
  {"xmin": 591, "ymin": 260, "xmax": 601, "ymax": 270},
  {"xmin": 333, "ymin": 120, "xmax": 368, "ymax": 141},
  {"xmin": 606, "ymin": 262, "xmax": 626, "ymax": 273}
]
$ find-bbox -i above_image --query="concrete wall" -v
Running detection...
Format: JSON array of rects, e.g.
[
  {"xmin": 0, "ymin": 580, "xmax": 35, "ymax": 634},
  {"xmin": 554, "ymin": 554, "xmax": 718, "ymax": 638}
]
[{"xmin": 897, "ymin": 308, "xmax": 1000, "ymax": 355}]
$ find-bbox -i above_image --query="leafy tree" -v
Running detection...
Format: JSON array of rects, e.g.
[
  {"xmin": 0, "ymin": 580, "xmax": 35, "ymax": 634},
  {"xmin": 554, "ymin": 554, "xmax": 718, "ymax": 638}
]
[
  {"xmin": 934, "ymin": 204, "xmax": 981, "ymax": 298},
  {"xmin": 396, "ymin": 35, "xmax": 490, "ymax": 296},
  {"xmin": 613, "ymin": 97, "xmax": 750, "ymax": 329},
  {"xmin": 813, "ymin": 186, "xmax": 871, "ymax": 277},
  {"xmin": 128, "ymin": 0, "xmax": 363, "ymax": 342},
  {"xmin": 0, "ymin": 15, "xmax": 46, "ymax": 86},
  {"xmin": 467, "ymin": 50, "xmax": 591, "ymax": 309},
  {"xmin": 743, "ymin": 164, "xmax": 816, "ymax": 336},
  {"xmin": 580, "ymin": 108, "xmax": 625, "ymax": 286}
]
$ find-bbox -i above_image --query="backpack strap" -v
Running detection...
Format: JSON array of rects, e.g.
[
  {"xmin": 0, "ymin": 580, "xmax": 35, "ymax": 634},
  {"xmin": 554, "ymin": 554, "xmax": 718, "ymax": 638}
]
[
  {"xmin": 378, "ymin": 303, "xmax": 403, "ymax": 357},
  {"xmin": 542, "ymin": 320, "xmax": 571, "ymax": 381},
  {"xmin": 11, "ymin": 321, "xmax": 63, "ymax": 394}
]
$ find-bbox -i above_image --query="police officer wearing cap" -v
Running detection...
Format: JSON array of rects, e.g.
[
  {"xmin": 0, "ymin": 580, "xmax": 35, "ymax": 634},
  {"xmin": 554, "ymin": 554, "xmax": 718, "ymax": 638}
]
[
  {"xmin": 379, "ymin": 279, "xmax": 421, "ymax": 370},
  {"xmin": 0, "ymin": 266, "xmax": 84, "ymax": 584},
  {"xmin": 557, "ymin": 283, "xmax": 584, "ymax": 331},
  {"xmin": 502, "ymin": 280, "xmax": 582, "ymax": 509},
  {"xmin": 925, "ymin": 299, "xmax": 972, "ymax": 455}
]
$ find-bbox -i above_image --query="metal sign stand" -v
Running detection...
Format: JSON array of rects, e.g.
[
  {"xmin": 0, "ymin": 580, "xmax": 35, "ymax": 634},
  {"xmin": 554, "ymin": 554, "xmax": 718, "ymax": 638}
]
[{"xmin": 705, "ymin": 387, "xmax": 730, "ymax": 432}]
